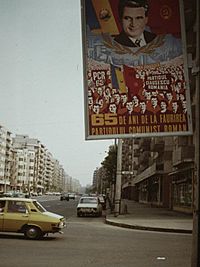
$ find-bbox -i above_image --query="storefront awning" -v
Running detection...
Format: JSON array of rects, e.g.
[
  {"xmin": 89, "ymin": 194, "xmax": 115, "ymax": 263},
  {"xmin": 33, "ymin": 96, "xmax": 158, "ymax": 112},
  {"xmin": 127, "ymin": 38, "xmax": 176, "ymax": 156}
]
[{"xmin": 168, "ymin": 166, "xmax": 194, "ymax": 176}]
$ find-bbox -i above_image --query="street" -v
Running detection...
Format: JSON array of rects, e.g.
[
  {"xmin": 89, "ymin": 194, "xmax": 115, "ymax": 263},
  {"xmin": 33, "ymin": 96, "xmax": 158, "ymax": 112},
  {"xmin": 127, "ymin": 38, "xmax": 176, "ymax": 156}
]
[{"xmin": 0, "ymin": 197, "xmax": 192, "ymax": 267}]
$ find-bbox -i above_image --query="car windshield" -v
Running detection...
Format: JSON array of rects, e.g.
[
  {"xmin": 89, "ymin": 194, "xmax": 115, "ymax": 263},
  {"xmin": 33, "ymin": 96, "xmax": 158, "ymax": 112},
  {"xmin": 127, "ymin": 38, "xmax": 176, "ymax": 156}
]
[
  {"xmin": 80, "ymin": 198, "xmax": 97, "ymax": 204},
  {"xmin": 33, "ymin": 201, "xmax": 46, "ymax": 212}
]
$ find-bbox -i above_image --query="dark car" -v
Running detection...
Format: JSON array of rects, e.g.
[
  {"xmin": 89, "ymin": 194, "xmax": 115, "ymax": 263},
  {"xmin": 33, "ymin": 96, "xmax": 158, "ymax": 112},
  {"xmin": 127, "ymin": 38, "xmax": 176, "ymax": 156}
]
[{"xmin": 60, "ymin": 193, "xmax": 69, "ymax": 201}]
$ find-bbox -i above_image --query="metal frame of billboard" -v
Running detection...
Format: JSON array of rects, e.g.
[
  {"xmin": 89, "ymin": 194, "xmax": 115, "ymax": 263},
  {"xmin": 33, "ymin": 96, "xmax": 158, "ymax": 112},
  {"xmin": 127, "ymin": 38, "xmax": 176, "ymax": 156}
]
[{"xmin": 81, "ymin": 0, "xmax": 193, "ymax": 140}]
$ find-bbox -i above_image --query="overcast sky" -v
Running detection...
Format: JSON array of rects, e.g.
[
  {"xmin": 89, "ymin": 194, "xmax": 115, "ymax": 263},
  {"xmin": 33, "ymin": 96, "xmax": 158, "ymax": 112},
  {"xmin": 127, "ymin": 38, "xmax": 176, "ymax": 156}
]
[{"xmin": 0, "ymin": 0, "xmax": 113, "ymax": 187}]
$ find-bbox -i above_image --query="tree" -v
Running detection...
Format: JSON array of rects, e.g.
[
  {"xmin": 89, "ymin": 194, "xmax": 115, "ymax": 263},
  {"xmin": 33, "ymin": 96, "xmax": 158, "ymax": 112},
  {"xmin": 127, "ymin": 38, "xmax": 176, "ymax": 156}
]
[
  {"xmin": 101, "ymin": 144, "xmax": 117, "ymax": 184},
  {"xmin": 85, "ymin": 185, "xmax": 92, "ymax": 195}
]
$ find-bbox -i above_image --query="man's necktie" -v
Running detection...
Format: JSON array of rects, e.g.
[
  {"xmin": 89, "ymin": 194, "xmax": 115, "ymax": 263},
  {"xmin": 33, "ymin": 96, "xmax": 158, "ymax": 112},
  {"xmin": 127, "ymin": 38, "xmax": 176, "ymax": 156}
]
[{"xmin": 135, "ymin": 39, "xmax": 141, "ymax": 47}]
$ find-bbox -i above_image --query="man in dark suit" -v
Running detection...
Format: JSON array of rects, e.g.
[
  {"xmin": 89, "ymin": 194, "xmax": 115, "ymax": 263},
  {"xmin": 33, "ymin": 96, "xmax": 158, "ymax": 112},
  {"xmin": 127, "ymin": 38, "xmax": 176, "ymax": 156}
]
[{"xmin": 114, "ymin": 0, "xmax": 156, "ymax": 47}]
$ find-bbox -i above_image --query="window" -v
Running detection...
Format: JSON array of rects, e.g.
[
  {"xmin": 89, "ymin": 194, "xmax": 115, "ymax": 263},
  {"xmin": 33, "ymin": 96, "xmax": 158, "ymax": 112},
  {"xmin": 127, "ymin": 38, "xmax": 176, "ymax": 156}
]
[
  {"xmin": 80, "ymin": 197, "xmax": 97, "ymax": 204},
  {"xmin": 0, "ymin": 200, "xmax": 5, "ymax": 212},
  {"xmin": 33, "ymin": 201, "xmax": 46, "ymax": 212},
  {"xmin": 7, "ymin": 201, "xmax": 27, "ymax": 213}
]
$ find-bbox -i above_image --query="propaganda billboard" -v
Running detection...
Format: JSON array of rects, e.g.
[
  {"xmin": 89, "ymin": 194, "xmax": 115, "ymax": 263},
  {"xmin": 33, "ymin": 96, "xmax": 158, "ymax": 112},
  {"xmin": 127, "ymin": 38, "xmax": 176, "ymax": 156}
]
[{"xmin": 81, "ymin": 0, "xmax": 193, "ymax": 140}]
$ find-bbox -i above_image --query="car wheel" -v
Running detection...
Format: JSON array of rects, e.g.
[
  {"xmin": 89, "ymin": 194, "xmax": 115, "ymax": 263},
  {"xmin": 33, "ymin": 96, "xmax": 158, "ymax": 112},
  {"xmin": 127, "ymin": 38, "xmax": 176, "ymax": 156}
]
[{"xmin": 24, "ymin": 226, "xmax": 42, "ymax": 240}]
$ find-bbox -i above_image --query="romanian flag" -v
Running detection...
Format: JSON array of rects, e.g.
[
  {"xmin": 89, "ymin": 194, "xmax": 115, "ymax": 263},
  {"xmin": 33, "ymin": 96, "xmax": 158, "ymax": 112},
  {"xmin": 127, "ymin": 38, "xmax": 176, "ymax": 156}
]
[
  {"xmin": 111, "ymin": 65, "xmax": 126, "ymax": 93},
  {"xmin": 85, "ymin": 0, "xmax": 101, "ymax": 31},
  {"xmin": 87, "ymin": 0, "xmax": 119, "ymax": 35},
  {"xmin": 111, "ymin": 64, "xmax": 118, "ymax": 89},
  {"xmin": 108, "ymin": 0, "xmax": 122, "ymax": 32}
]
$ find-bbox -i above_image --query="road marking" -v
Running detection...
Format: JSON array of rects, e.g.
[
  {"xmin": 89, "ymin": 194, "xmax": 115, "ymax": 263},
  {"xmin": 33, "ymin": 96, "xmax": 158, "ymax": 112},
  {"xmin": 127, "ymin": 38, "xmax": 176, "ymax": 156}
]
[{"xmin": 156, "ymin": 256, "xmax": 166, "ymax": 260}]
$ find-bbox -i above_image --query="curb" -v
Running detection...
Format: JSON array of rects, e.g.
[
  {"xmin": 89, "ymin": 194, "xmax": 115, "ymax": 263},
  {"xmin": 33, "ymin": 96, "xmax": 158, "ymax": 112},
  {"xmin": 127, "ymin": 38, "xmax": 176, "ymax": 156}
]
[{"xmin": 105, "ymin": 218, "xmax": 192, "ymax": 234}]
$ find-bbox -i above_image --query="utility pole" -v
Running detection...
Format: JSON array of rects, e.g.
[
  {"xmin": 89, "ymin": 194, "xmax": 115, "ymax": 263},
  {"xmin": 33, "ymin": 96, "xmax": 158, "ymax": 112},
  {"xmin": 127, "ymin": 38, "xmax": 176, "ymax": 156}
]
[
  {"xmin": 114, "ymin": 139, "xmax": 122, "ymax": 217},
  {"xmin": 191, "ymin": 0, "xmax": 199, "ymax": 264}
]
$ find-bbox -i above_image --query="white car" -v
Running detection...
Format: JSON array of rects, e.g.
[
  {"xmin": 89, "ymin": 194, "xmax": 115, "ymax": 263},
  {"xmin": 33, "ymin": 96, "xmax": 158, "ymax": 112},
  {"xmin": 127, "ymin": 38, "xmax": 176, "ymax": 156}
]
[
  {"xmin": 77, "ymin": 196, "xmax": 102, "ymax": 217},
  {"xmin": 68, "ymin": 193, "xmax": 76, "ymax": 200}
]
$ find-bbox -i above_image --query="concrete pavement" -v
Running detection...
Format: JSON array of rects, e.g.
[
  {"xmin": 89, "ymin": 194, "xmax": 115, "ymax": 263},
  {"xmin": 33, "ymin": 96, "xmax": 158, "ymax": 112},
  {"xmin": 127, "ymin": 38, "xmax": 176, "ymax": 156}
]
[{"xmin": 105, "ymin": 200, "xmax": 193, "ymax": 234}]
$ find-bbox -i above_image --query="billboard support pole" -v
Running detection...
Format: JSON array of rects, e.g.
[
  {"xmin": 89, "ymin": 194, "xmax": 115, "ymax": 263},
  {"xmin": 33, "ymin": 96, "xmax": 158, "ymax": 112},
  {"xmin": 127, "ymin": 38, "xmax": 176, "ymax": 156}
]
[
  {"xmin": 114, "ymin": 139, "xmax": 122, "ymax": 217},
  {"xmin": 192, "ymin": 0, "xmax": 200, "ymax": 265}
]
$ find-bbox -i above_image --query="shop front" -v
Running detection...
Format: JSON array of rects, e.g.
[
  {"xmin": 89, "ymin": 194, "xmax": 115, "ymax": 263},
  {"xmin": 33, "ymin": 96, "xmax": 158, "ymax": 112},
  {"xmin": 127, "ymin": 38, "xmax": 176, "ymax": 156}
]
[{"xmin": 171, "ymin": 167, "xmax": 193, "ymax": 214}]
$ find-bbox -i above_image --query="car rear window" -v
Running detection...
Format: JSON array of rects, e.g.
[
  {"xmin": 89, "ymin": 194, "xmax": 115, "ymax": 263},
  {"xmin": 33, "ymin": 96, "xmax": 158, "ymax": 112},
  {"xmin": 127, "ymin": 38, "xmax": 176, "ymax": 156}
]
[{"xmin": 80, "ymin": 198, "xmax": 97, "ymax": 204}]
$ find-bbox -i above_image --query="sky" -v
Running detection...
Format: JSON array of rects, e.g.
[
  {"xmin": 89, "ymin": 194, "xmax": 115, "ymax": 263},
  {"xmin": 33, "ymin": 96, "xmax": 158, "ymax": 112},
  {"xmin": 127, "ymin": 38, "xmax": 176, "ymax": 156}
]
[{"xmin": 0, "ymin": 0, "xmax": 113, "ymax": 187}]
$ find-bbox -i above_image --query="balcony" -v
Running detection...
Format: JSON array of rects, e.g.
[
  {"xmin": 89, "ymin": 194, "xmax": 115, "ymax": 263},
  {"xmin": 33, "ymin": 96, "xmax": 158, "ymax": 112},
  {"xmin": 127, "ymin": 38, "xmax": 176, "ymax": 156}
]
[
  {"xmin": 134, "ymin": 162, "xmax": 164, "ymax": 184},
  {"xmin": 173, "ymin": 145, "xmax": 195, "ymax": 166},
  {"xmin": 133, "ymin": 138, "xmax": 140, "ymax": 145},
  {"xmin": 138, "ymin": 138, "xmax": 151, "ymax": 150},
  {"xmin": 150, "ymin": 138, "xmax": 165, "ymax": 152},
  {"xmin": 133, "ymin": 161, "xmax": 139, "ymax": 170},
  {"xmin": 122, "ymin": 149, "xmax": 132, "ymax": 157},
  {"xmin": 133, "ymin": 148, "xmax": 140, "ymax": 157},
  {"xmin": 138, "ymin": 151, "xmax": 150, "ymax": 165}
]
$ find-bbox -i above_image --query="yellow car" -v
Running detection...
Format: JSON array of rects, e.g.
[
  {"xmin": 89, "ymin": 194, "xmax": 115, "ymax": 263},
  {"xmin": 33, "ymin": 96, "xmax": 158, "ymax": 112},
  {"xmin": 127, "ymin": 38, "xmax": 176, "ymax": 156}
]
[{"xmin": 0, "ymin": 197, "xmax": 66, "ymax": 239}]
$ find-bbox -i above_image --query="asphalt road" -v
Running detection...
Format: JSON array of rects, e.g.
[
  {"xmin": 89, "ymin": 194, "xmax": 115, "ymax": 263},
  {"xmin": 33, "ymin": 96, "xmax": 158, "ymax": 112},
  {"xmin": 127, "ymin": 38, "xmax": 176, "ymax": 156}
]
[{"xmin": 0, "ymin": 197, "xmax": 192, "ymax": 267}]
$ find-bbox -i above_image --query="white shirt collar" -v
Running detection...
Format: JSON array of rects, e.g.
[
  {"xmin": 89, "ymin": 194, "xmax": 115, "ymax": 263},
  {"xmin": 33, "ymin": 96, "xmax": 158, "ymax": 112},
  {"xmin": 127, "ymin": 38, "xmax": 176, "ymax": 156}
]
[{"xmin": 129, "ymin": 33, "xmax": 146, "ymax": 47}]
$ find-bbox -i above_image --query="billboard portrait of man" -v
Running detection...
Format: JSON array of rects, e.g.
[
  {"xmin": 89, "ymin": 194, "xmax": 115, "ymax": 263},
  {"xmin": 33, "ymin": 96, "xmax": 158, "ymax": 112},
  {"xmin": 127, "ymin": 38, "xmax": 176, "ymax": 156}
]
[
  {"xmin": 81, "ymin": 0, "xmax": 192, "ymax": 139},
  {"xmin": 114, "ymin": 0, "xmax": 157, "ymax": 47}
]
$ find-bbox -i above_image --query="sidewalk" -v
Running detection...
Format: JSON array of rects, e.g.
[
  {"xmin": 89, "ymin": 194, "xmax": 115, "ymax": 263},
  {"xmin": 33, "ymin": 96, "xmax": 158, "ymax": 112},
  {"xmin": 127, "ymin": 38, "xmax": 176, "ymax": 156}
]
[{"xmin": 105, "ymin": 200, "xmax": 193, "ymax": 234}]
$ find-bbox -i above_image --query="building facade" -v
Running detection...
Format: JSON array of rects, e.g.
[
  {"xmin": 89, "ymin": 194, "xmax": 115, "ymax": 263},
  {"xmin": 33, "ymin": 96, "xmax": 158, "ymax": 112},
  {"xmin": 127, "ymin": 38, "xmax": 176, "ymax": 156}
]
[
  {"xmin": 0, "ymin": 125, "xmax": 12, "ymax": 192},
  {"xmin": 120, "ymin": 0, "xmax": 197, "ymax": 214},
  {"xmin": 0, "ymin": 131, "xmax": 79, "ymax": 194},
  {"xmin": 94, "ymin": 0, "xmax": 198, "ymax": 215}
]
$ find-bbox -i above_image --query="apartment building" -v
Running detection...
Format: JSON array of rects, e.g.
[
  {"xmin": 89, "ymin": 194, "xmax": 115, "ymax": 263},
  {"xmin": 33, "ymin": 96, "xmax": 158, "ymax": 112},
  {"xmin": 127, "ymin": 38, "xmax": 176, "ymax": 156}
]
[
  {"xmin": 11, "ymin": 134, "xmax": 68, "ymax": 194},
  {"xmin": 52, "ymin": 159, "xmax": 62, "ymax": 191},
  {"xmin": 121, "ymin": 0, "xmax": 198, "ymax": 214},
  {"xmin": 12, "ymin": 135, "xmax": 39, "ymax": 193},
  {"xmin": 0, "ymin": 125, "xmax": 12, "ymax": 192},
  {"xmin": 168, "ymin": 0, "xmax": 197, "ymax": 213},
  {"xmin": 43, "ymin": 150, "xmax": 54, "ymax": 192},
  {"xmin": 58, "ymin": 165, "xmax": 66, "ymax": 191},
  {"xmin": 71, "ymin": 178, "xmax": 82, "ymax": 194}
]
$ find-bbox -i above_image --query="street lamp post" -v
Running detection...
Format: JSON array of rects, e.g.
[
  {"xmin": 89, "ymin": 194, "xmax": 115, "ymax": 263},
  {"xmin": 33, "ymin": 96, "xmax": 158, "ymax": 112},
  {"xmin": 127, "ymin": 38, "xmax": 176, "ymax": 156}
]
[
  {"xmin": 114, "ymin": 139, "xmax": 122, "ymax": 217},
  {"xmin": 4, "ymin": 178, "xmax": 7, "ymax": 193}
]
